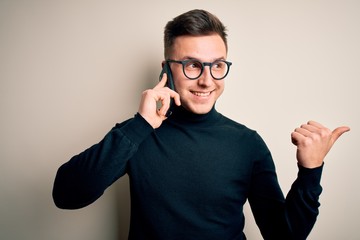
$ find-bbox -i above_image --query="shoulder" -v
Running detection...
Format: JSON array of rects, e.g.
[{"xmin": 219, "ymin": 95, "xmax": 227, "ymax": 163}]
[
  {"xmin": 216, "ymin": 114, "xmax": 271, "ymax": 158},
  {"xmin": 218, "ymin": 114, "xmax": 256, "ymax": 135},
  {"xmin": 218, "ymin": 113, "xmax": 268, "ymax": 144}
]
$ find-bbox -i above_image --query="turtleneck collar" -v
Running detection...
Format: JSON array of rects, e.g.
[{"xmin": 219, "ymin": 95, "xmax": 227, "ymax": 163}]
[{"xmin": 166, "ymin": 105, "xmax": 222, "ymax": 126}]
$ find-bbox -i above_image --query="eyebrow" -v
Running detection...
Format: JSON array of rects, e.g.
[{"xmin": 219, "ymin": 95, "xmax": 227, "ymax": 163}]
[{"xmin": 180, "ymin": 56, "xmax": 226, "ymax": 62}]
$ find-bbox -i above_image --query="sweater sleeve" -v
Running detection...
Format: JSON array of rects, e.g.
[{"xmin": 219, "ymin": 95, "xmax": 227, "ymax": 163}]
[
  {"xmin": 285, "ymin": 164, "xmax": 323, "ymax": 240},
  {"xmin": 52, "ymin": 113, "xmax": 154, "ymax": 209},
  {"xmin": 248, "ymin": 132, "xmax": 323, "ymax": 240}
]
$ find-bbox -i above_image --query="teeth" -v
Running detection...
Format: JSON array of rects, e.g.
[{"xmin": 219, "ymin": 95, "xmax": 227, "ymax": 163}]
[{"xmin": 192, "ymin": 91, "xmax": 211, "ymax": 97}]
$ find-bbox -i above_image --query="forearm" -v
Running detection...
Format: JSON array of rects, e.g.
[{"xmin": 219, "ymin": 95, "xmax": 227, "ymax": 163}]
[
  {"xmin": 285, "ymin": 164, "xmax": 323, "ymax": 240},
  {"xmin": 52, "ymin": 113, "xmax": 153, "ymax": 209},
  {"xmin": 250, "ymin": 164, "xmax": 323, "ymax": 240},
  {"xmin": 248, "ymin": 136, "xmax": 324, "ymax": 239}
]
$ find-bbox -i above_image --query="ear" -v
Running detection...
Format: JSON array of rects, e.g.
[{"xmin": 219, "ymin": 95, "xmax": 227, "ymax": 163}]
[{"xmin": 161, "ymin": 61, "xmax": 165, "ymax": 68}]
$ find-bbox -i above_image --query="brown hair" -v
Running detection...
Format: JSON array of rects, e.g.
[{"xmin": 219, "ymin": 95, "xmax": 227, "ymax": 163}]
[{"xmin": 164, "ymin": 9, "xmax": 228, "ymax": 58}]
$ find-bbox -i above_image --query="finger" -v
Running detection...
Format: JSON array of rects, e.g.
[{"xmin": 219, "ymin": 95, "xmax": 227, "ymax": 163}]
[
  {"xmin": 158, "ymin": 84, "xmax": 181, "ymax": 107},
  {"xmin": 158, "ymin": 90, "xmax": 181, "ymax": 113},
  {"xmin": 170, "ymin": 90, "xmax": 181, "ymax": 106},
  {"xmin": 154, "ymin": 73, "xmax": 167, "ymax": 89},
  {"xmin": 298, "ymin": 121, "xmax": 330, "ymax": 138},
  {"xmin": 307, "ymin": 120, "xmax": 325, "ymax": 129},
  {"xmin": 291, "ymin": 131, "xmax": 304, "ymax": 146},
  {"xmin": 331, "ymin": 126, "xmax": 350, "ymax": 143},
  {"xmin": 156, "ymin": 93, "xmax": 171, "ymax": 116},
  {"xmin": 294, "ymin": 127, "xmax": 312, "ymax": 137},
  {"xmin": 300, "ymin": 120, "xmax": 327, "ymax": 133}
]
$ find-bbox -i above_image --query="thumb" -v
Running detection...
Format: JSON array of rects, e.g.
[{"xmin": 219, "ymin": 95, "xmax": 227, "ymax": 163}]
[{"xmin": 331, "ymin": 126, "xmax": 350, "ymax": 143}]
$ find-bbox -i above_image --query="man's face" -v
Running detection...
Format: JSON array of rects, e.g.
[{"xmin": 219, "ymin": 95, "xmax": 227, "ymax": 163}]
[{"xmin": 168, "ymin": 34, "xmax": 227, "ymax": 114}]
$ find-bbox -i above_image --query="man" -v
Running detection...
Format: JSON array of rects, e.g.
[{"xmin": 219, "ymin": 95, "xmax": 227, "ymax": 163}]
[{"xmin": 53, "ymin": 9, "xmax": 349, "ymax": 240}]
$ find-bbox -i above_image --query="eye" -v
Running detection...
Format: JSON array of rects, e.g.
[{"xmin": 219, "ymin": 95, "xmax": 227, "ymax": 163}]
[
  {"xmin": 212, "ymin": 61, "xmax": 226, "ymax": 70},
  {"xmin": 185, "ymin": 60, "xmax": 202, "ymax": 70}
]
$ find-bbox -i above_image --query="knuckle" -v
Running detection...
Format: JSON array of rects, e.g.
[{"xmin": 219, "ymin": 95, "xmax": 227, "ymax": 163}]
[
  {"xmin": 142, "ymin": 89, "xmax": 152, "ymax": 96},
  {"xmin": 302, "ymin": 137, "xmax": 313, "ymax": 147},
  {"xmin": 319, "ymin": 128, "xmax": 331, "ymax": 138}
]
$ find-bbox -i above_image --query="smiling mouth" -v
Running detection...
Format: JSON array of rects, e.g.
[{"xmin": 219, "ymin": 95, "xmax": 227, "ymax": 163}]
[{"xmin": 191, "ymin": 91, "xmax": 212, "ymax": 97}]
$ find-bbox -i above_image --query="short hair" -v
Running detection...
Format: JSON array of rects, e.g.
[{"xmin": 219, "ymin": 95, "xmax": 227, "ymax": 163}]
[{"xmin": 164, "ymin": 9, "xmax": 228, "ymax": 58}]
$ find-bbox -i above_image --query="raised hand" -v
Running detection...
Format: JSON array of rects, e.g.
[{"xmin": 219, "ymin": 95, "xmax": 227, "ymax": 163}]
[
  {"xmin": 138, "ymin": 73, "xmax": 181, "ymax": 129},
  {"xmin": 291, "ymin": 121, "xmax": 350, "ymax": 168}
]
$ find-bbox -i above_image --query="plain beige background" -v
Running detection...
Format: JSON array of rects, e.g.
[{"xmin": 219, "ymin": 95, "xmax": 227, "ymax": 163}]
[{"xmin": 1, "ymin": 0, "xmax": 359, "ymax": 239}]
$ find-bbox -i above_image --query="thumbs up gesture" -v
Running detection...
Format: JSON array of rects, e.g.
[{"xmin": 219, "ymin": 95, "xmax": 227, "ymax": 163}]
[{"xmin": 291, "ymin": 121, "xmax": 350, "ymax": 168}]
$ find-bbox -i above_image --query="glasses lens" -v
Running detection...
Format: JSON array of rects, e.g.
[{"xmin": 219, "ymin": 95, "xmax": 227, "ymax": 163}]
[
  {"xmin": 211, "ymin": 60, "xmax": 229, "ymax": 79},
  {"xmin": 183, "ymin": 60, "xmax": 202, "ymax": 79}
]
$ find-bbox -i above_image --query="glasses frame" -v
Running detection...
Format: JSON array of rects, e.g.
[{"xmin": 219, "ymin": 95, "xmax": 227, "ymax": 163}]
[{"xmin": 167, "ymin": 59, "xmax": 232, "ymax": 80}]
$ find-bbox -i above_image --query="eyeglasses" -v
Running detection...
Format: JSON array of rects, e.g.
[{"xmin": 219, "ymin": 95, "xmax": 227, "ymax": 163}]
[{"xmin": 167, "ymin": 59, "xmax": 232, "ymax": 80}]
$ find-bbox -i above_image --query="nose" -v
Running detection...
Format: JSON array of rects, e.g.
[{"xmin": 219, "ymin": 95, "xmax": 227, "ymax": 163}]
[{"xmin": 197, "ymin": 66, "xmax": 213, "ymax": 87}]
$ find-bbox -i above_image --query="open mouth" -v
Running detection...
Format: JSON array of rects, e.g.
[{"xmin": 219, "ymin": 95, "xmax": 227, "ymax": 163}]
[{"xmin": 191, "ymin": 91, "xmax": 212, "ymax": 97}]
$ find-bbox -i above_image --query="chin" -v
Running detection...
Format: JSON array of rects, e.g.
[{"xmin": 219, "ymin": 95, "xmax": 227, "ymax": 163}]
[{"xmin": 185, "ymin": 104, "xmax": 213, "ymax": 114}]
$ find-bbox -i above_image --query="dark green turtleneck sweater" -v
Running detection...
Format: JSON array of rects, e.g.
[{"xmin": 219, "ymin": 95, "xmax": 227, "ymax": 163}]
[{"xmin": 53, "ymin": 106, "xmax": 323, "ymax": 240}]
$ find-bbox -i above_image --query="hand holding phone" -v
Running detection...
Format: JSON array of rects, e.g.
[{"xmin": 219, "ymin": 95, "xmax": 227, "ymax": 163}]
[{"xmin": 137, "ymin": 63, "xmax": 180, "ymax": 128}]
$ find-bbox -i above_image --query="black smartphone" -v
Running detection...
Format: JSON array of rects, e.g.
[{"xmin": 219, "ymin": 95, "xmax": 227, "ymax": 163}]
[
  {"xmin": 159, "ymin": 61, "xmax": 175, "ymax": 90},
  {"xmin": 159, "ymin": 62, "xmax": 175, "ymax": 116}
]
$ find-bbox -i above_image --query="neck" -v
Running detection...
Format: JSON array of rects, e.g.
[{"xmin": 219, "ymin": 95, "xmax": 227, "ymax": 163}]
[{"xmin": 167, "ymin": 105, "xmax": 221, "ymax": 126}]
